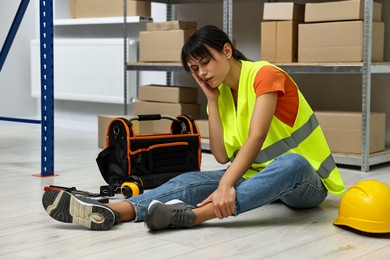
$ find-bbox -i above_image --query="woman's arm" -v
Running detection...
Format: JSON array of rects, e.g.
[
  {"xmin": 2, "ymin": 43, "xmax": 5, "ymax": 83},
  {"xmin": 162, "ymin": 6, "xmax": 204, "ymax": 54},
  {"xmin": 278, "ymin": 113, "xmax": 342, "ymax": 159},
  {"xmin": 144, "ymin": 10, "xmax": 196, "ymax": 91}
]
[
  {"xmin": 198, "ymin": 92, "xmax": 278, "ymax": 218},
  {"xmin": 190, "ymin": 67, "xmax": 229, "ymax": 163},
  {"xmin": 220, "ymin": 92, "xmax": 277, "ymax": 185},
  {"xmin": 207, "ymin": 99, "xmax": 229, "ymax": 163}
]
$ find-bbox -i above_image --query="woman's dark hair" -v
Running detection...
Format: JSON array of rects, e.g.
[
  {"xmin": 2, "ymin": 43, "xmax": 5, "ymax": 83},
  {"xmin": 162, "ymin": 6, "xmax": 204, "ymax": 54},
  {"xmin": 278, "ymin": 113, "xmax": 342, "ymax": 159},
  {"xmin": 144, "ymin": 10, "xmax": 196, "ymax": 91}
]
[{"xmin": 181, "ymin": 25, "xmax": 248, "ymax": 72}]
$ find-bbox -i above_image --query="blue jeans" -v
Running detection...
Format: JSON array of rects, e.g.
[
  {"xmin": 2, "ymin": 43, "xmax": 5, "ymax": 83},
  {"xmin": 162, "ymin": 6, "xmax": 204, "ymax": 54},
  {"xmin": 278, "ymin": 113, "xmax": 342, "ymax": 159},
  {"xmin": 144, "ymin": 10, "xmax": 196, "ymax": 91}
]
[{"xmin": 128, "ymin": 153, "xmax": 328, "ymax": 222}]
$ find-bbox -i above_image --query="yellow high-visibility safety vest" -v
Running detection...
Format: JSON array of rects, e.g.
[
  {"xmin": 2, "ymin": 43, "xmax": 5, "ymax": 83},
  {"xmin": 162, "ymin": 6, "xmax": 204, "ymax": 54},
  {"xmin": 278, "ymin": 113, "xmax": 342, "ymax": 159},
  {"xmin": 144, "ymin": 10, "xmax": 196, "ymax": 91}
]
[{"xmin": 217, "ymin": 60, "xmax": 345, "ymax": 196}]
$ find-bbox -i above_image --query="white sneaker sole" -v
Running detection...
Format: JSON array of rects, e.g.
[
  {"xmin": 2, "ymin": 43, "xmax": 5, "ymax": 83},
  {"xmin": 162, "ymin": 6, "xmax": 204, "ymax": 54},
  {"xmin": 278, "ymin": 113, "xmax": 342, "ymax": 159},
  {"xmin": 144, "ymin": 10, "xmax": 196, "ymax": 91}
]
[{"xmin": 42, "ymin": 190, "xmax": 115, "ymax": 231}]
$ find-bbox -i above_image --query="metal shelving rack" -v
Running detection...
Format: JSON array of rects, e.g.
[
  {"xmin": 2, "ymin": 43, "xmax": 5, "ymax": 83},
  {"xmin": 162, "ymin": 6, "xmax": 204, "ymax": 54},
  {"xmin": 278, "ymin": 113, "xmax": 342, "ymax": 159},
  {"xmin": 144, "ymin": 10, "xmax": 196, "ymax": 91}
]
[
  {"xmin": 278, "ymin": 0, "xmax": 390, "ymax": 172},
  {"xmin": 123, "ymin": 0, "xmax": 231, "ymax": 115},
  {"xmin": 125, "ymin": 0, "xmax": 390, "ymax": 172}
]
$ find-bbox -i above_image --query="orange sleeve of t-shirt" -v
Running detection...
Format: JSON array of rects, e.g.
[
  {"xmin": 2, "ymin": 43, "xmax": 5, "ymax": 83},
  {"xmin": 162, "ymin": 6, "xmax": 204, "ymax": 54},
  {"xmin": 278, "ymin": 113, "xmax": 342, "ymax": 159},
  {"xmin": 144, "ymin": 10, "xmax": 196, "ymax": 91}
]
[
  {"xmin": 254, "ymin": 66, "xmax": 286, "ymax": 97},
  {"xmin": 253, "ymin": 66, "xmax": 298, "ymax": 127}
]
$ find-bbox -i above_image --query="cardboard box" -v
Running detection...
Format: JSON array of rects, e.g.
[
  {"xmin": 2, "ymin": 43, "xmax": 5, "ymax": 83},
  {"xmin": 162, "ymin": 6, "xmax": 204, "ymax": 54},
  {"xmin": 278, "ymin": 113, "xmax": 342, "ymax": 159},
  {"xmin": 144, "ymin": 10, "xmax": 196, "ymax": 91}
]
[
  {"xmin": 147, "ymin": 21, "xmax": 197, "ymax": 31},
  {"xmin": 69, "ymin": 0, "xmax": 151, "ymax": 18},
  {"xmin": 138, "ymin": 85, "xmax": 198, "ymax": 104},
  {"xmin": 261, "ymin": 21, "xmax": 299, "ymax": 62},
  {"xmin": 298, "ymin": 21, "xmax": 384, "ymax": 62},
  {"xmin": 196, "ymin": 119, "xmax": 209, "ymax": 139},
  {"xmin": 139, "ymin": 29, "xmax": 195, "ymax": 62},
  {"xmin": 152, "ymin": 118, "xmax": 206, "ymax": 135},
  {"xmin": 152, "ymin": 121, "xmax": 170, "ymax": 134},
  {"xmin": 134, "ymin": 101, "xmax": 200, "ymax": 119},
  {"xmin": 135, "ymin": 101, "xmax": 200, "ymax": 134},
  {"xmin": 315, "ymin": 111, "xmax": 386, "ymax": 154},
  {"xmin": 263, "ymin": 2, "xmax": 304, "ymax": 21},
  {"xmin": 305, "ymin": 0, "xmax": 382, "ymax": 23},
  {"xmin": 97, "ymin": 115, "xmax": 154, "ymax": 149}
]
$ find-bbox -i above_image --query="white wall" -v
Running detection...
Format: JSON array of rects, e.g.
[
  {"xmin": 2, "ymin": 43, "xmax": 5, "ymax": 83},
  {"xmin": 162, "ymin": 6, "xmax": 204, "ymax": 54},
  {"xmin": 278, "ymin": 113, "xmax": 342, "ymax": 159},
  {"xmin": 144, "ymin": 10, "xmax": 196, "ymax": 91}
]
[
  {"xmin": 50, "ymin": 2, "xmax": 168, "ymax": 131},
  {"xmin": 0, "ymin": 0, "xmax": 37, "ymax": 118},
  {"xmin": 0, "ymin": 1, "xmax": 168, "ymax": 132}
]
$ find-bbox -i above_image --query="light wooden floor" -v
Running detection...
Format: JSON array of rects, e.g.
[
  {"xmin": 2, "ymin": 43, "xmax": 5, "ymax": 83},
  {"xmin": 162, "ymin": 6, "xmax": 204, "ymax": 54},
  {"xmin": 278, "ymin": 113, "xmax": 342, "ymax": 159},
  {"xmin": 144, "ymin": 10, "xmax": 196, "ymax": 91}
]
[{"xmin": 0, "ymin": 121, "xmax": 389, "ymax": 259}]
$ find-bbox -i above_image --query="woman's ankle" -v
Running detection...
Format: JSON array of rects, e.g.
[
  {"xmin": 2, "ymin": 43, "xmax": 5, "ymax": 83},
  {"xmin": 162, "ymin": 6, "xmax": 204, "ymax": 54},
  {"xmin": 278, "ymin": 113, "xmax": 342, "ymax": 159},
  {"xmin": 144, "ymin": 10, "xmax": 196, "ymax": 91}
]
[{"xmin": 108, "ymin": 201, "xmax": 135, "ymax": 222}]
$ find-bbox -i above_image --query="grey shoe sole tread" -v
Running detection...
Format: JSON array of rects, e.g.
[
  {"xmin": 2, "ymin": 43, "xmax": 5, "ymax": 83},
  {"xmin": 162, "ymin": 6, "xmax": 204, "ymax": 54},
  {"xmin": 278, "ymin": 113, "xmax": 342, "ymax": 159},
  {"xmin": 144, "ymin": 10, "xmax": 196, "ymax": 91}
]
[
  {"xmin": 144, "ymin": 202, "xmax": 164, "ymax": 231},
  {"xmin": 42, "ymin": 190, "xmax": 115, "ymax": 231}
]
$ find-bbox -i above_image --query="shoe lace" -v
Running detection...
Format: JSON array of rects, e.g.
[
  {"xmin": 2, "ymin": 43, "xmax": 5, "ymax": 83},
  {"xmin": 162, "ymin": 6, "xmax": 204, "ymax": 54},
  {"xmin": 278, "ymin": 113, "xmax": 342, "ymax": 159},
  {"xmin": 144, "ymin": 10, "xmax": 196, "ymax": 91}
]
[{"xmin": 170, "ymin": 205, "xmax": 195, "ymax": 228}]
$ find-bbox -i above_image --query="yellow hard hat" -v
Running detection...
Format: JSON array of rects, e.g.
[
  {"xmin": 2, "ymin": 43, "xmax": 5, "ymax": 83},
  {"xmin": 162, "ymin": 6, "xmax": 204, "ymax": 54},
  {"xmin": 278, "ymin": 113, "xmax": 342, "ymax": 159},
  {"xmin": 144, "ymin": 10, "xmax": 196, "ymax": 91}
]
[{"xmin": 333, "ymin": 180, "xmax": 390, "ymax": 233}]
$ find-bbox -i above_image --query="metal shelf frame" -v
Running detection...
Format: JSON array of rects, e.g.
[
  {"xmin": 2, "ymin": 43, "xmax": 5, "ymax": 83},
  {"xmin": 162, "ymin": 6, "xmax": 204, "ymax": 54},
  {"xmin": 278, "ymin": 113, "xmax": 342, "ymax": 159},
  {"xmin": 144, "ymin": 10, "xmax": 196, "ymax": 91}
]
[
  {"xmin": 0, "ymin": 0, "xmax": 55, "ymax": 176},
  {"xmin": 125, "ymin": 0, "xmax": 390, "ymax": 172}
]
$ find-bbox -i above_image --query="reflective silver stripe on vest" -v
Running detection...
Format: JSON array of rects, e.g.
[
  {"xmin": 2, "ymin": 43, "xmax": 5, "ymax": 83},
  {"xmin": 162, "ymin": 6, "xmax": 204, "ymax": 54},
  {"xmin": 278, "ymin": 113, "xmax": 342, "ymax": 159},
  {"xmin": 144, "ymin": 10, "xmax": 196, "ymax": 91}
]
[
  {"xmin": 230, "ymin": 113, "xmax": 336, "ymax": 178},
  {"xmin": 317, "ymin": 154, "xmax": 337, "ymax": 179}
]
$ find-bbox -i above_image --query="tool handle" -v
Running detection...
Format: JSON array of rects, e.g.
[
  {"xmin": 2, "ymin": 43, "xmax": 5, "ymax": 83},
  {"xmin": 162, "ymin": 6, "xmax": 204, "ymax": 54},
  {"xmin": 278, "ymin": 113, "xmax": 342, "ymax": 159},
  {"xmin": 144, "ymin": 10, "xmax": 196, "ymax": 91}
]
[
  {"xmin": 128, "ymin": 114, "xmax": 179, "ymax": 122},
  {"xmin": 43, "ymin": 185, "xmax": 76, "ymax": 192}
]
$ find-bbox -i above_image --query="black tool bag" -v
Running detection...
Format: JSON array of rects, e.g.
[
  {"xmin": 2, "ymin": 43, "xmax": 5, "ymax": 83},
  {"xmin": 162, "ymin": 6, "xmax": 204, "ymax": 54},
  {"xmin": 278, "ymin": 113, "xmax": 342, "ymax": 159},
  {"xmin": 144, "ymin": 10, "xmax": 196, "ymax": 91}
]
[{"xmin": 96, "ymin": 114, "xmax": 201, "ymax": 189}]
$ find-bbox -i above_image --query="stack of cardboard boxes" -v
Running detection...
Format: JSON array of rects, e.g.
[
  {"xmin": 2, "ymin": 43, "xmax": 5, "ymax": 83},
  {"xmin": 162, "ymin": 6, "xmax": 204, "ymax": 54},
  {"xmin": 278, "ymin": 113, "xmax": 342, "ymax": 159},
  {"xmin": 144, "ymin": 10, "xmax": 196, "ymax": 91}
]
[
  {"xmin": 135, "ymin": 85, "xmax": 200, "ymax": 133},
  {"xmin": 139, "ymin": 21, "xmax": 197, "ymax": 62},
  {"xmin": 261, "ymin": 2, "xmax": 304, "ymax": 63},
  {"xmin": 260, "ymin": 1, "xmax": 386, "ymax": 155},
  {"xmin": 261, "ymin": 0, "xmax": 384, "ymax": 63},
  {"xmin": 299, "ymin": 0, "xmax": 384, "ymax": 62},
  {"xmin": 300, "ymin": 0, "xmax": 386, "ymax": 155},
  {"xmin": 69, "ymin": 0, "xmax": 151, "ymax": 18},
  {"xmin": 97, "ymin": 20, "xmax": 210, "ymax": 147},
  {"xmin": 137, "ymin": 21, "xmax": 203, "ymax": 133}
]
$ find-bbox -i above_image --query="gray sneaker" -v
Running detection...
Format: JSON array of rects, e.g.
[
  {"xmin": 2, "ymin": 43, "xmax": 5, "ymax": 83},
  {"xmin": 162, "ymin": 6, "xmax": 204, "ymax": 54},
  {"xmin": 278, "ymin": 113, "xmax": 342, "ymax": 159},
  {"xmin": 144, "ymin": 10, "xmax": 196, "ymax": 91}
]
[
  {"xmin": 42, "ymin": 189, "xmax": 119, "ymax": 231},
  {"xmin": 144, "ymin": 199, "xmax": 196, "ymax": 231}
]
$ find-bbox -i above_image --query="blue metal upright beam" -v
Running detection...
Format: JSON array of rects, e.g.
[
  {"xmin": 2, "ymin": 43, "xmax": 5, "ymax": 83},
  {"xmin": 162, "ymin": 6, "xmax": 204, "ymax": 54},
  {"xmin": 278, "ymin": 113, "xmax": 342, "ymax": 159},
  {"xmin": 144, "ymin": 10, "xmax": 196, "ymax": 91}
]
[
  {"xmin": 39, "ymin": 0, "xmax": 55, "ymax": 176},
  {"xmin": 0, "ymin": 0, "xmax": 30, "ymax": 72}
]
